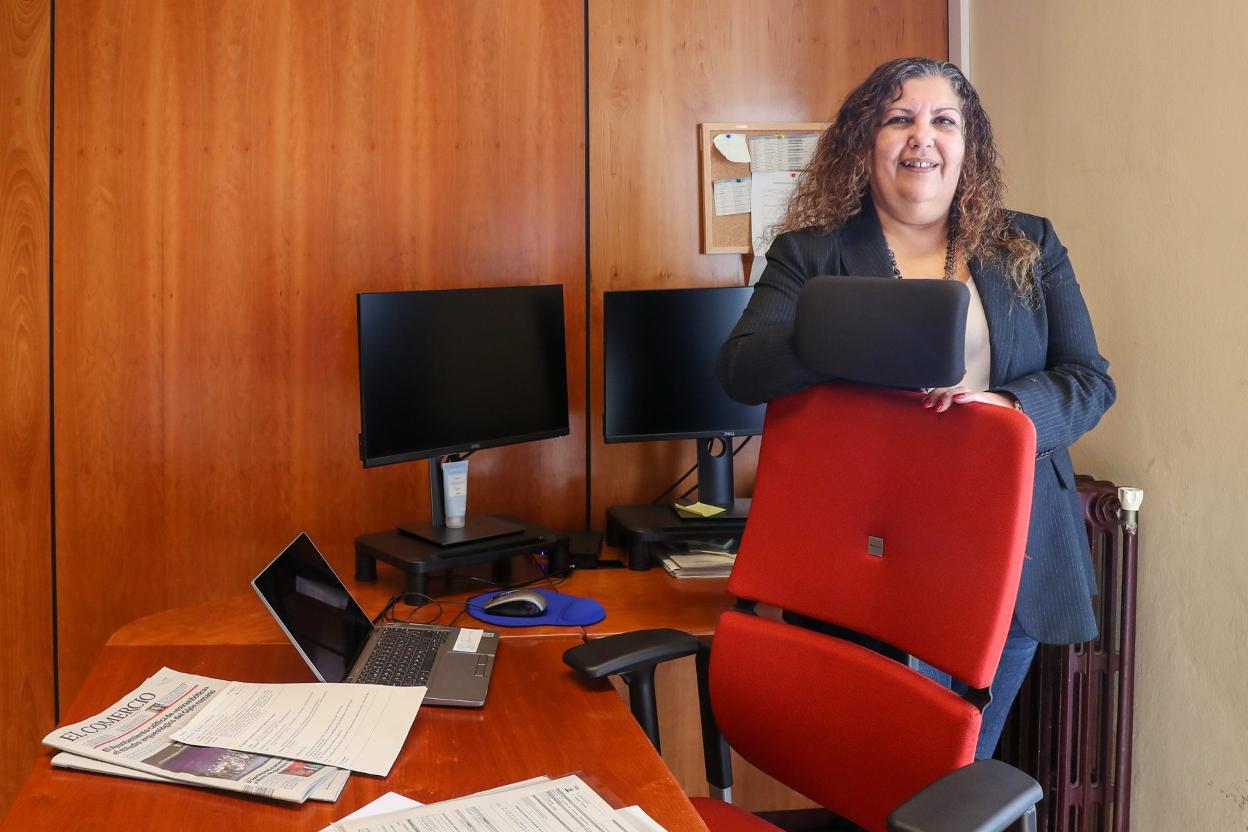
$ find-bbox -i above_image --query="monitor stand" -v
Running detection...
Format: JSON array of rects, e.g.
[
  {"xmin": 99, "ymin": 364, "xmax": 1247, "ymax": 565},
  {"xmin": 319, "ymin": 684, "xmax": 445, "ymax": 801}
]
[
  {"xmin": 607, "ymin": 437, "xmax": 751, "ymax": 571},
  {"xmin": 357, "ymin": 517, "xmax": 570, "ymax": 597},
  {"xmin": 606, "ymin": 501, "xmax": 750, "ymax": 571}
]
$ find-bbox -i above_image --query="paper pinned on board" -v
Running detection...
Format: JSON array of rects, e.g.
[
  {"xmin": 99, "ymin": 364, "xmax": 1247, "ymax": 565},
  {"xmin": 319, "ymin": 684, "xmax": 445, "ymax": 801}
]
[
  {"xmin": 751, "ymin": 170, "xmax": 802, "ymax": 255},
  {"xmin": 713, "ymin": 178, "xmax": 751, "ymax": 216},
  {"xmin": 747, "ymin": 134, "xmax": 819, "ymax": 173},
  {"xmin": 748, "ymin": 253, "xmax": 767, "ymax": 285},
  {"xmin": 713, "ymin": 132, "xmax": 751, "ymax": 163}
]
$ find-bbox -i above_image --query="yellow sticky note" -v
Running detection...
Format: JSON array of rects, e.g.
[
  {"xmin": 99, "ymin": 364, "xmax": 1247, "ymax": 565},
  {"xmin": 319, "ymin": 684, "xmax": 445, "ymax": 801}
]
[{"xmin": 674, "ymin": 502, "xmax": 727, "ymax": 518}]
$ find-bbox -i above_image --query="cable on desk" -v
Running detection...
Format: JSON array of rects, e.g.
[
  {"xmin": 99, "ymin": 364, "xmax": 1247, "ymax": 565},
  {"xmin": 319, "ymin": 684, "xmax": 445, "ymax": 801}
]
[
  {"xmin": 376, "ymin": 592, "xmax": 448, "ymax": 625},
  {"xmin": 378, "ymin": 552, "xmax": 569, "ymax": 628}
]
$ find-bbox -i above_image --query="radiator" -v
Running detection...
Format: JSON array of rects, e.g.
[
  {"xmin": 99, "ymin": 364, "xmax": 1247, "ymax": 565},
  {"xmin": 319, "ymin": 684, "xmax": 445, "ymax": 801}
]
[{"xmin": 997, "ymin": 476, "xmax": 1142, "ymax": 832}]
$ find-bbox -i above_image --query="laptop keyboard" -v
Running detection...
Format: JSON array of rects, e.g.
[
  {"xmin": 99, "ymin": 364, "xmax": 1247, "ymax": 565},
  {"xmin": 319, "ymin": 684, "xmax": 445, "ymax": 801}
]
[{"xmin": 355, "ymin": 627, "xmax": 450, "ymax": 686}]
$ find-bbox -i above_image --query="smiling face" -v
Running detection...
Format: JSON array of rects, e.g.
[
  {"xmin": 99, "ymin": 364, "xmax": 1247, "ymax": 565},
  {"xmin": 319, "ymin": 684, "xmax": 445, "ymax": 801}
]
[{"xmin": 869, "ymin": 75, "xmax": 966, "ymax": 226}]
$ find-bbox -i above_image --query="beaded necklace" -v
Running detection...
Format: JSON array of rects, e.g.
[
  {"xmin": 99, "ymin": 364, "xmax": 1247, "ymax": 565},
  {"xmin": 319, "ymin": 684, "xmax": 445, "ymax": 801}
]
[{"xmin": 885, "ymin": 222, "xmax": 957, "ymax": 280}]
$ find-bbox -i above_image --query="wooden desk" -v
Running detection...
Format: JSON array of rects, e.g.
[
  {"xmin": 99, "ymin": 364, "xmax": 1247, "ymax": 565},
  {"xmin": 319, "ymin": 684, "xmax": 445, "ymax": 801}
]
[
  {"xmin": 50, "ymin": 553, "xmax": 807, "ymax": 817},
  {"xmin": 108, "ymin": 557, "xmax": 733, "ymax": 647},
  {"xmin": 1, "ymin": 639, "xmax": 709, "ymax": 832}
]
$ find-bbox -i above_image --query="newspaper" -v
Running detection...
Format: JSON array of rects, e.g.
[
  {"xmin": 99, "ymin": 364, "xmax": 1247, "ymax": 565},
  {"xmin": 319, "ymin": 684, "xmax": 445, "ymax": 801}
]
[
  {"xmin": 43, "ymin": 667, "xmax": 347, "ymax": 803},
  {"xmin": 332, "ymin": 774, "xmax": 641, "ymax": 832},
  {"xmin": 50, "ymin": 750, "xmax": 352, "ymax": 802}
]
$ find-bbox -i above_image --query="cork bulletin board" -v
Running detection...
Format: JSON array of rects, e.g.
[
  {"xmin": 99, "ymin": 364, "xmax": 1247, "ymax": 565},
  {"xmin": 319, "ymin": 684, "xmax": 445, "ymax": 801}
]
[{"xmin": 698, "ymin": 122, "xmax": 828, "ymax": 254}]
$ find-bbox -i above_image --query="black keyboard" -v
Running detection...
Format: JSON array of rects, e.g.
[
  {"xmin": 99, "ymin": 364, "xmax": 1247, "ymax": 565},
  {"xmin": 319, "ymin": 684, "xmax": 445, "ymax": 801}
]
[{"xmin": 355, "ymin": 627, "xmax": 450, "ymax": 686}]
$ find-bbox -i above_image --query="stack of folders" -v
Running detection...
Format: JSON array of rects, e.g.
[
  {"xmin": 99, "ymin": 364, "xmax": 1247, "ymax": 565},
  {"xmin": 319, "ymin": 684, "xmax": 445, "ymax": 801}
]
[
  {"xmin": 657, "ymin": 538, "xmax": 738, "ymax": 579},
  {"xmin": 325, "ymin": 775, "xmax": 668, "ymax": 832}
]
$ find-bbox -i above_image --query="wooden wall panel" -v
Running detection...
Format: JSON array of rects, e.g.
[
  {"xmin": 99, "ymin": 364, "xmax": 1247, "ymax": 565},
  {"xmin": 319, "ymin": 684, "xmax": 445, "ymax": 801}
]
[
  {"xmin": 0, "ymin": 0, "xmax": 52, "ymax": 814},
  {"xmin": 0, "ymin": 0, "xmax": 51, "ymax": 813},
  {"xmin": 53, "ymin": 0, "xmax": 585, "ymax": 704},
  {"xmin": 588, "ymin": 0, "xmax": 948, "ymax": 523}
]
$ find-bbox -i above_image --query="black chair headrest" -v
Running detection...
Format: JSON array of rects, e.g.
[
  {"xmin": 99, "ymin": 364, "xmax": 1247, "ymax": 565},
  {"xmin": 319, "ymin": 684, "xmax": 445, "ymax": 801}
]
[{"xmin": 794, "ymin": 276, "xmax": 969, "ymax": 390}]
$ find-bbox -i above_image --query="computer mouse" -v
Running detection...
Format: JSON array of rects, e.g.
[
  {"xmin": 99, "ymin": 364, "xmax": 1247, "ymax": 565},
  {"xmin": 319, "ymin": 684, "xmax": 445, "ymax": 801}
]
[{"xmin": 482, "ymin": 589, "xmax": 548, "ymax": 617}]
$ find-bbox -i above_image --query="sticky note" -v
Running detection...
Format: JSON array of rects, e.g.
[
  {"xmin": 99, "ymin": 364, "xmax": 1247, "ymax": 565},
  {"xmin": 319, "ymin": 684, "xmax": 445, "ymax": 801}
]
[
  {"xmin": 674, "ymin": 502, "xmax": 727, "ymax": 518},
  {"xmin": 713, "ymin": 133, "xmax": 751, "ymax": 163},
  {"xmin": 453, "ymin": 628, "xmax": 484, "ymax": 652},
  {"xmin": 713, "ymin": 178, "xmax": 751, "ymax": 216}
]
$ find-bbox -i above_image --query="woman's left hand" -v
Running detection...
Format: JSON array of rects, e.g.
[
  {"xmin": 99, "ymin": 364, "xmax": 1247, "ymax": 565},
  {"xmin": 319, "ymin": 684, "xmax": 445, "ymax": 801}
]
[{"xmin": 922, "ymin": 386, "xmax": 1016, "ymax": 413}]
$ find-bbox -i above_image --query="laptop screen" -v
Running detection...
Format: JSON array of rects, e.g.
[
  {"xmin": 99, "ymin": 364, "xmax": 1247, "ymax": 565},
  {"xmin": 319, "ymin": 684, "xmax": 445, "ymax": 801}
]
[{"xmin": 252, "ymin": 533, "xmax": 375, "ymax": 683}]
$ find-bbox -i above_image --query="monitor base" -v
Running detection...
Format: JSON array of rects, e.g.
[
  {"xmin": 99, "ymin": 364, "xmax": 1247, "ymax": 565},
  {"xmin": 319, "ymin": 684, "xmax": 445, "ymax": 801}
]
[
  {"xmin": 397, "ymin": 513, "xmax": 524, "ymax": 547},
  {"xmin": 606, "ymin": 500, "xmax": 750, "ymax": 571}
]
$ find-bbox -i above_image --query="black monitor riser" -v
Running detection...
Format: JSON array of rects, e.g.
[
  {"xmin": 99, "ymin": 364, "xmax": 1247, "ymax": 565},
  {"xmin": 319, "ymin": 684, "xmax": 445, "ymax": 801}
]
[{"xmin": 605, "ymin": 436, "xmax": 751, "ymax": 570}]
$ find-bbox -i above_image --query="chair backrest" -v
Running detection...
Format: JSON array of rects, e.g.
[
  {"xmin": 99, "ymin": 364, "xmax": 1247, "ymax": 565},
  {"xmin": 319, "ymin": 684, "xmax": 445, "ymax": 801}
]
[{"xmin": 713, "ymin": 383, "xmax": 1034, "ymax": 832}]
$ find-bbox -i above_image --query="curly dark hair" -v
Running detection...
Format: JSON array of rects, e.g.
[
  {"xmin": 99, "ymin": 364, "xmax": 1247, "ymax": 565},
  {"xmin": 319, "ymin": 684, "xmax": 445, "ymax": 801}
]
[{"xmin": 778, "ymin": 57, "xmax": 1040, "ymax": 300}]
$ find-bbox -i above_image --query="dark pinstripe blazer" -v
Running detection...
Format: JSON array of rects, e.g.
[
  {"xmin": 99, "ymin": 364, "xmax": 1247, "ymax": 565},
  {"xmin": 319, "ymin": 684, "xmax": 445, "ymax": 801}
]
[{"xmin": 716, "ymin": 200, "xmax": 1116, "ymax": 644}]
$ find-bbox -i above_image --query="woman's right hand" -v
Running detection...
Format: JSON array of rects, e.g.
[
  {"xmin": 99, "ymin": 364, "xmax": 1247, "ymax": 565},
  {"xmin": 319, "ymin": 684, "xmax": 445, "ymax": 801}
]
[{"xmin": 922, "ymin": 386, "xmax": 1016, "ymax": 413}]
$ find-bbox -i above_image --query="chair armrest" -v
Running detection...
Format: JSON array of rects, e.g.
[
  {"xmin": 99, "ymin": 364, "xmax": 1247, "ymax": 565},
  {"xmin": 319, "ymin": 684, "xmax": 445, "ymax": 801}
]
[
  {"xmin": 562, "ymin": 629, "xmax": 702, "ymax": 753},
  {"xmin": 562, "ymin": 629, "xmax": 700, "ymax": 679},
  {"xmin": 887, "ymin": 759, "xmax": 1043, "ymax": 832}
]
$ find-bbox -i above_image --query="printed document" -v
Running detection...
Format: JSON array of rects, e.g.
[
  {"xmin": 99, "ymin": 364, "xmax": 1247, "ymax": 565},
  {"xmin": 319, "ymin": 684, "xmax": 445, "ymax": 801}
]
[
  {"xmin": 323, "ymin": 778, "xmax": 552, "ymax": 832},
  {"xmin": 42, "ymin": 667, "xmax": 346, "ymax": 803},
  {"xmin": 171, "ymin": 678, "xmax": 425, "ymax": 776},
  {"xmin": 746, "ymin": 134, "xmax": 818, "ymax": 173},
  {"xmin": 331, "ymin": 774, "xmax": 631, "ymax": 832},
  {"xmin": 751, "ymin": 170, "xmax": 801, "ymax": 255},
  {"xmin": 713, "ymin": 178, "xmax": 752, "ymax": 216},
  {"xmin": 320, "ymin": 792, "xmax": 423, "ymax": 832}
]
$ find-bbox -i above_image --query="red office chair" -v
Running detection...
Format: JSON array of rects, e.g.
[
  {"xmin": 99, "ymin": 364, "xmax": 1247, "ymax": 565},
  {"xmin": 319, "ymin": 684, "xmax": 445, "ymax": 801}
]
[{"xmin": 566, "ymin": 383, "xmax": 1043, "ymax": 832}]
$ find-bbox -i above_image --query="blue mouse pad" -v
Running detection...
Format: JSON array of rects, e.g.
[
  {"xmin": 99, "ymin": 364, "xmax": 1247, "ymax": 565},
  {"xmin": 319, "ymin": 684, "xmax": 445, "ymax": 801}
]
[{"xmin": 466, "ymin": 588, "xmax": 606, "ymax": 628}]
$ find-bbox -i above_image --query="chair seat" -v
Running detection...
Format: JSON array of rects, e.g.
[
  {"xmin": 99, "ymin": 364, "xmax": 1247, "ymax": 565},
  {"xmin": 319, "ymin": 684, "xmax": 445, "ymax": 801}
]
[{"xmin": 690, "ymin": 797, "xmax": 783, "ymax": 832}]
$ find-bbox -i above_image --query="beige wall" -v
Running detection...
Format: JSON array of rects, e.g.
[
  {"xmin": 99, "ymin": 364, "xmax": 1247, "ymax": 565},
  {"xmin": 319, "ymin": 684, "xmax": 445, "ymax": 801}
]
[{"xmin": 971, "ymin": 2, "xmax": 1248, "ymax": 829}]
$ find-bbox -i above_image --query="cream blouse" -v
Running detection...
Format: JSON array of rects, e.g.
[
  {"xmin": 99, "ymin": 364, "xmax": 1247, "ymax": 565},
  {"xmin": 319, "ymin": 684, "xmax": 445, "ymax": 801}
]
[{"xmin": 963, "ymin": 277, "xmax": 991, "ymax": 392}]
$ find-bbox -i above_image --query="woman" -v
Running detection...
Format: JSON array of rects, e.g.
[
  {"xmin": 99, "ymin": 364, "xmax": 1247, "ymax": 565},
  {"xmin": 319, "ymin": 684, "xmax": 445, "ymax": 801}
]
[{"xmin": 716, "ymin": 57, "xmax": 1116, "ymax": 759}]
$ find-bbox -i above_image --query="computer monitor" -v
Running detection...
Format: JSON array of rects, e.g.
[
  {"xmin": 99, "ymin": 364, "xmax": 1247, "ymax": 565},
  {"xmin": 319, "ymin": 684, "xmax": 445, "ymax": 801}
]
[
  {"xmin": 357, "ymin": 284, "xmax": 569, "ymax": 543},
  {"xmin": 603, "ymin": 286, "xmax": 765, "ymax": 510}
]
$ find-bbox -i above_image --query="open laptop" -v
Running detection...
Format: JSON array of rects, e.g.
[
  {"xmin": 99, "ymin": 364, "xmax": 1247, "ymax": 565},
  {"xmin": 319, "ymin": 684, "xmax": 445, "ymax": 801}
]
[{"xmin": 252, "ymin": 532, "xmax": 498, "ymax": 708}]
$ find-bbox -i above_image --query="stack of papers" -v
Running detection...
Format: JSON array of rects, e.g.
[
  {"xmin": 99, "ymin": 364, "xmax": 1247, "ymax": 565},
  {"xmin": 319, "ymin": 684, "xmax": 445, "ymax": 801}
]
[
  {"xmin": 43, "ymin": 667, "xmax": 425, "ymax": 803},
  {"xmin": 327, "ymin": 775, "xmax": 668, "ymax": 832},
  {"xmin": 657, "ymin": 538, "xmax": 738, "ymax": 579}
]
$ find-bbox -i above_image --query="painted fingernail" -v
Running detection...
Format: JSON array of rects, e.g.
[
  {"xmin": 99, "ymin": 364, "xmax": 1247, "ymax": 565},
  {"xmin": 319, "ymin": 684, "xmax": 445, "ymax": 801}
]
[
  {"xmin": 923, "ymin": 399, "xmax": 932, "ymax": 408},
  {"xmin": 954, "ymin": 393, "xmax": 966, "ymax": 400}
]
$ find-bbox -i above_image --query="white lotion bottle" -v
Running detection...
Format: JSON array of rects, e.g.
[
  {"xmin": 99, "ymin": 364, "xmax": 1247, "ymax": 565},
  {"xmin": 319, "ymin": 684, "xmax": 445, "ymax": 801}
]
[{"xmin": 441, "ymin": 459, "xmax": 469, "ymax": 528}]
